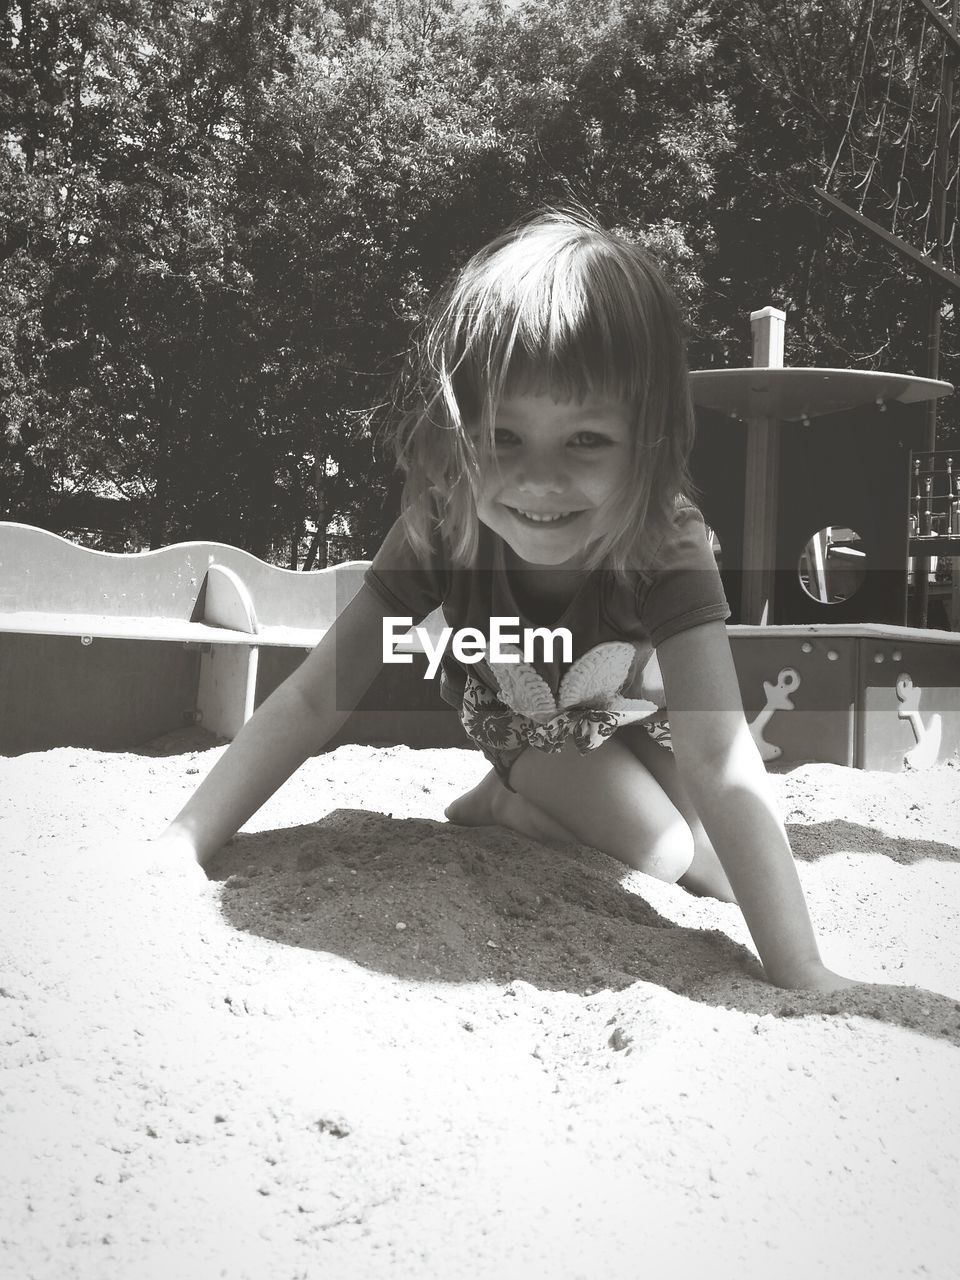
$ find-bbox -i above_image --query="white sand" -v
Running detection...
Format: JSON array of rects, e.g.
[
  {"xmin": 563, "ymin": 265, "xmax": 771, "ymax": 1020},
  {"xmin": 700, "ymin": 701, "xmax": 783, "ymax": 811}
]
[{"xmin": 1, "ymin": 732, "xmax": 958, "ymax": 1280}]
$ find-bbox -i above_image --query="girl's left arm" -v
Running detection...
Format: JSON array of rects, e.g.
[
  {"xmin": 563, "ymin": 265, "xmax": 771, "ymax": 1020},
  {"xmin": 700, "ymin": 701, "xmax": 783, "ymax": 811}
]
[{"xmin": 656, "ymin": 620, "xmax": 858, "ymax": 991}]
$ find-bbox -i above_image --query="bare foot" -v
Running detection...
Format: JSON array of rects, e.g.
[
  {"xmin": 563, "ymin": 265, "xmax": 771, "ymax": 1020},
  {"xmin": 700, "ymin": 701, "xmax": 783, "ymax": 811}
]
[{"xmin": 445, "ymin": 769, "xmax": 578, "ymax": 848}]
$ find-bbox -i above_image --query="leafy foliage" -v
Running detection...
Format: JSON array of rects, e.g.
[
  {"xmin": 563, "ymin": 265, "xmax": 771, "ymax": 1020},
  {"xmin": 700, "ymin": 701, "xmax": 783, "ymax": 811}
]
[
  {"xmin": 0, "ymin": 0, "xmax": 954, "ymax": 557},
  {"xmin": 700, "ymin": 0, "xmax": 959, "ymax": 425}
]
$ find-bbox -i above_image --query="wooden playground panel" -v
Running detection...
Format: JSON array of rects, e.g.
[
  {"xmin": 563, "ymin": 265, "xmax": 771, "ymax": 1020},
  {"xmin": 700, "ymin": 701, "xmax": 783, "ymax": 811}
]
[{"xmin": 1, "ymin": 523, "xmax": 958, "ymax": 770}]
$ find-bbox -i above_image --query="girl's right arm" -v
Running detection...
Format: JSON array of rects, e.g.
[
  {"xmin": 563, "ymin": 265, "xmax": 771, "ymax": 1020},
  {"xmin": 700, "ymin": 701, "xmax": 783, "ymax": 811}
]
[{"xmin": 155, "ymin": 583, "xmax": 393, "ymax": 868}]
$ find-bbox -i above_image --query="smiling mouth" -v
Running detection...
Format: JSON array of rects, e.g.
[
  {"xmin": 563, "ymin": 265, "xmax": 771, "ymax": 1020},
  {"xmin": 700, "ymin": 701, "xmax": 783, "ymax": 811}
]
[{"xmin": 506, "ymin": 507, "xmax": 584, "ymax": 526}]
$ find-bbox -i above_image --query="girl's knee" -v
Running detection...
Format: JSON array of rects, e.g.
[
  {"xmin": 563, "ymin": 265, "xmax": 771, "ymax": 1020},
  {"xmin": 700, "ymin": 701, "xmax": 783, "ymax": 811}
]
[{"xmin": 630, "ymin": 822, "xmax": 696, "ymax": 883}]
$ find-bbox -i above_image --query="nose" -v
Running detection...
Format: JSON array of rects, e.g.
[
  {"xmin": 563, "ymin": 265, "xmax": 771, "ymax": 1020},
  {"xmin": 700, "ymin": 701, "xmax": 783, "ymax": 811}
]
[{"xmin": 512, "ymin": 449, "xmax": 567, "ymax": 496}]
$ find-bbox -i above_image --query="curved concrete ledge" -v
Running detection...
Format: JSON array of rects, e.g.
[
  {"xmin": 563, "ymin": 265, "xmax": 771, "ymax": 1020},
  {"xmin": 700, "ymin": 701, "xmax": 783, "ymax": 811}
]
[
  {"xmin": 0, "ymin": 522, "xmax": 368, "ymax": 629},
  {"xmin": 0, "ymin": 523, "xmax": 461, "ymax": 754}
]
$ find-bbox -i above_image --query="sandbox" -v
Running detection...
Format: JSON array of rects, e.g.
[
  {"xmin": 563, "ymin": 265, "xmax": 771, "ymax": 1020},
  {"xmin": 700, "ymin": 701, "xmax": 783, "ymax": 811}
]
[{"xmin": 2, "ymin": 732, "xmax": 958, "ymax": 1279}]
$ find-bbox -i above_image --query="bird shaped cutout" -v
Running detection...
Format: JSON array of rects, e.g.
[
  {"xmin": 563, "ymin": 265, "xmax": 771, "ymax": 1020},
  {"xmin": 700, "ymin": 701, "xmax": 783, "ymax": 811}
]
[{"xmin": 487, "ymin": 641, "xmax": 659, "ymax": 725}]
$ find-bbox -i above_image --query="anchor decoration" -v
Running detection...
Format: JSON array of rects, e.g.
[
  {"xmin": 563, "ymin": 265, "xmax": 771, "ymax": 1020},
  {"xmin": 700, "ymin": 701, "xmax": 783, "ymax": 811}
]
[
  {"xmin": 896, "ymin": 673, "xmax": 942, "ymax": 770},
  {"xmin": 748, "ymin": 667, "xmax": 801, "ymax": 761}
]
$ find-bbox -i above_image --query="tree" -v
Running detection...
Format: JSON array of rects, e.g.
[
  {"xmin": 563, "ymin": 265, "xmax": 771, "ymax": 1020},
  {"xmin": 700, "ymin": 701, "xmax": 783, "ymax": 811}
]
[
  {"xmin": 0, "ymin": 0, "xmax": 744, "ymax": 554},
  {"xmin": 700, "ymin": 0, "xmax": 959, "ymax": 435}
]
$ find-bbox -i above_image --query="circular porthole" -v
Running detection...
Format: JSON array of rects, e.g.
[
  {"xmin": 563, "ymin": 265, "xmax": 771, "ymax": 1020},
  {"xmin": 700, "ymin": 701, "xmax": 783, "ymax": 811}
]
[{"xmin": 798, "ymin": 527, "xmax": 867, "ymax": 604}]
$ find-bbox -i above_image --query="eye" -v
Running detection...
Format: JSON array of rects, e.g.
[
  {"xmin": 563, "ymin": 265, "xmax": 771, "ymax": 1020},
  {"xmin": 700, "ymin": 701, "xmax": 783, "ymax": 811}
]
[
  {"xmin": 492, "ymin": 428, "xmax": 519, "ymax": 446},
  {"xmin": 569, "ymin": 431, "xmax": 613, "ymax": 448}
]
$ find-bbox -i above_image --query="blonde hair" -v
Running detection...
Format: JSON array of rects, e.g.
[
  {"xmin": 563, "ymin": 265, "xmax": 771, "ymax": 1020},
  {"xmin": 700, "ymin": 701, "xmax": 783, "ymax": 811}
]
[{"xmin": 392, "ymin": 208, "xmax": 697, "ymax": 578}]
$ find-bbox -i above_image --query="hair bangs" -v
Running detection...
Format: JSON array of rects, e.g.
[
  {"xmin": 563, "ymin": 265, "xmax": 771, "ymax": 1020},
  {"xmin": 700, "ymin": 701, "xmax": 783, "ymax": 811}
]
[{"xmin": 449, "ymin": 231, "xmax": 656, "ymax": 426}]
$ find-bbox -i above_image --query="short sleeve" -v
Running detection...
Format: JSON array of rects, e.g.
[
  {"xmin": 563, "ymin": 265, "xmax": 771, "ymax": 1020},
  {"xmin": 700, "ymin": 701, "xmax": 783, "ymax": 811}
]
[
  {"xmin": 635, "ymin": 504, "xmax": 730, "ymax": 648},
  {"xmin": 363, "ymin": 508, "xmax": 448, "ymax": 623}
]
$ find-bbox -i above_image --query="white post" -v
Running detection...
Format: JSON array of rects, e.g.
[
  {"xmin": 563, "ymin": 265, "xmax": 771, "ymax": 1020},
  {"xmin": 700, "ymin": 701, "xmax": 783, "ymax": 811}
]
[
  {"xmin": 750, "ymin": 306, "xmax": 786, "ymax": 368},
  {"xmin": 741, "ymin": 307, "xmax": 787, "ymax": 624}
]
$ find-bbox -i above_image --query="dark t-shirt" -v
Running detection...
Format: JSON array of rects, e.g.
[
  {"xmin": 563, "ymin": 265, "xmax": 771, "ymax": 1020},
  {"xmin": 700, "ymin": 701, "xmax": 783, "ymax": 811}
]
[{"xmin": 364, "ymin": 501, "xmax": 730, "ymax": 712}]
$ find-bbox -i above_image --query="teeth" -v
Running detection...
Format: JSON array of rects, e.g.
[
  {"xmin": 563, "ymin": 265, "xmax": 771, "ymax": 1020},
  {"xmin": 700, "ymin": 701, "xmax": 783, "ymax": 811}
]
[{"xmin": 515, "ymin": 510, "xmax": 572, "ymax": 523}]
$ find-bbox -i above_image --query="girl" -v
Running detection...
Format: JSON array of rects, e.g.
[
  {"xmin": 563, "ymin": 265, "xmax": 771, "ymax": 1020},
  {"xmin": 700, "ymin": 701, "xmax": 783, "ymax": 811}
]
[{"xmin": 155, "ymin": 209, "xmax": 855, "ymax": 992}]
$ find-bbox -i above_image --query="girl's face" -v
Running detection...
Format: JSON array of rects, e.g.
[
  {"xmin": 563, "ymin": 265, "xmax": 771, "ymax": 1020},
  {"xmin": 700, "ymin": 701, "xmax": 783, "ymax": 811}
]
[{"xmin": 473, "ymin": 391, "xmax": 633, "ymax": 567}]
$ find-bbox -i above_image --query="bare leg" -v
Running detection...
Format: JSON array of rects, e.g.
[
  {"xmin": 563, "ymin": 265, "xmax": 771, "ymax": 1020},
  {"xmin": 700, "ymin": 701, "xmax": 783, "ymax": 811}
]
[
  {"xmin": 448, "ymin": 735, "xmax": 735, "ymax": 902},
  {"xmin": 617, "ymin": 725, "xmax": 736, "ymax": 902}
]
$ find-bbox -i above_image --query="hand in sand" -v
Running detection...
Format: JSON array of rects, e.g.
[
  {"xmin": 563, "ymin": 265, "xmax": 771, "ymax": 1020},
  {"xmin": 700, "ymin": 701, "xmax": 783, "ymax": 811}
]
[
  {"xmin": 772, "ymin": 962, "xmax": 861, "ymax": 992},
  {"xmin": 85, "ymin": 830, "xmax": 208, "ymax": 888}
]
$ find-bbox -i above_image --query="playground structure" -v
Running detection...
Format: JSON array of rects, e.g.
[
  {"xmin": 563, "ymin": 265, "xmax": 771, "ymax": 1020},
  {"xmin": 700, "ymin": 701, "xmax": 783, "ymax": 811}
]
[
  {"xmin": 0, "ymin": 527, "xmax": 467, "ymax": 755},
  {"xmin": 689, "ymin": 308, "xmax": 957, "ymax": 628},
  {"xmin": 1, "ymin": 309, "xmax": 958, "ymax": 769},
  {"xmin": 1, "ymin": 521, "xmax": 957, "ymax": 769},
  {"xmin": 691, "ymin": 366, "xmax": 960, "ymax": 627},
  {"xmin": 682, "ymin": 307, "xmax": 960, "ymax": 768}
]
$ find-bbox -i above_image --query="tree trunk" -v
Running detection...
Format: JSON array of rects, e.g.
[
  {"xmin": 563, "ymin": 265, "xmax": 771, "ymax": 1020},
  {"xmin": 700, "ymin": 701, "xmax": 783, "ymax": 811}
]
[
  {"xmin": 316, "ymin": 490, "xmax": 327, "ymax": 570},
  {"xmin": 289, "ymin": 518, "xmax": 303, "ymax": 569},
  {"xmin": 315, "ymin": 458, "xmax": 328, "ymax": 570},
  {"xmin": 150, "ymin": 374, "xmax": 172, "ymax": 549},
  {"xmin": 20, "ymin": 0, "xmax": 36, "ymax": 170},
  {"xmin": 302, "ymin": 465, "xmax": 327, "ymax": 571}
]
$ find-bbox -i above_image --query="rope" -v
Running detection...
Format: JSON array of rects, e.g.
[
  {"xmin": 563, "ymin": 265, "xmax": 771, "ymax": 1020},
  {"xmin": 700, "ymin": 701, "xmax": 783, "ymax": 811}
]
[
  {"xmin": 891, "ymin": 13, "xmax": 928, "ymax": 233},
  {"xmin": 920, "ymin": 40, "xmax": 949, "ymax": 253},
  {"xmin": 819, "ymin": 0, "xmax": 960, "ymax": 289},
  {"xmin": 825, "ymin": 0, "xmax": 879, "ymax": 190}
]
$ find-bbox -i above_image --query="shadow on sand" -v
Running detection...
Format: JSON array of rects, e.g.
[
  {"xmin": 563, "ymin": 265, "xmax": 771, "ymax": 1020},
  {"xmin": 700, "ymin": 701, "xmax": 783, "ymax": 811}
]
[
  {"xmin": 787, "ymin": 819, "xmax": 959, "ymax": 866},
  {"xmin": 206, "ymin": 808, "xmax": 960, "ymax": 1046}
]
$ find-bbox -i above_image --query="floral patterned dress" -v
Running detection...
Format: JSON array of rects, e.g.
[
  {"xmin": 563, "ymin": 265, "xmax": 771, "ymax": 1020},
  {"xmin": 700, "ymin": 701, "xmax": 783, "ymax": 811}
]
[{"xmin": 459, "ymin": 641, "xmax": 673, "ymax": 789}]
